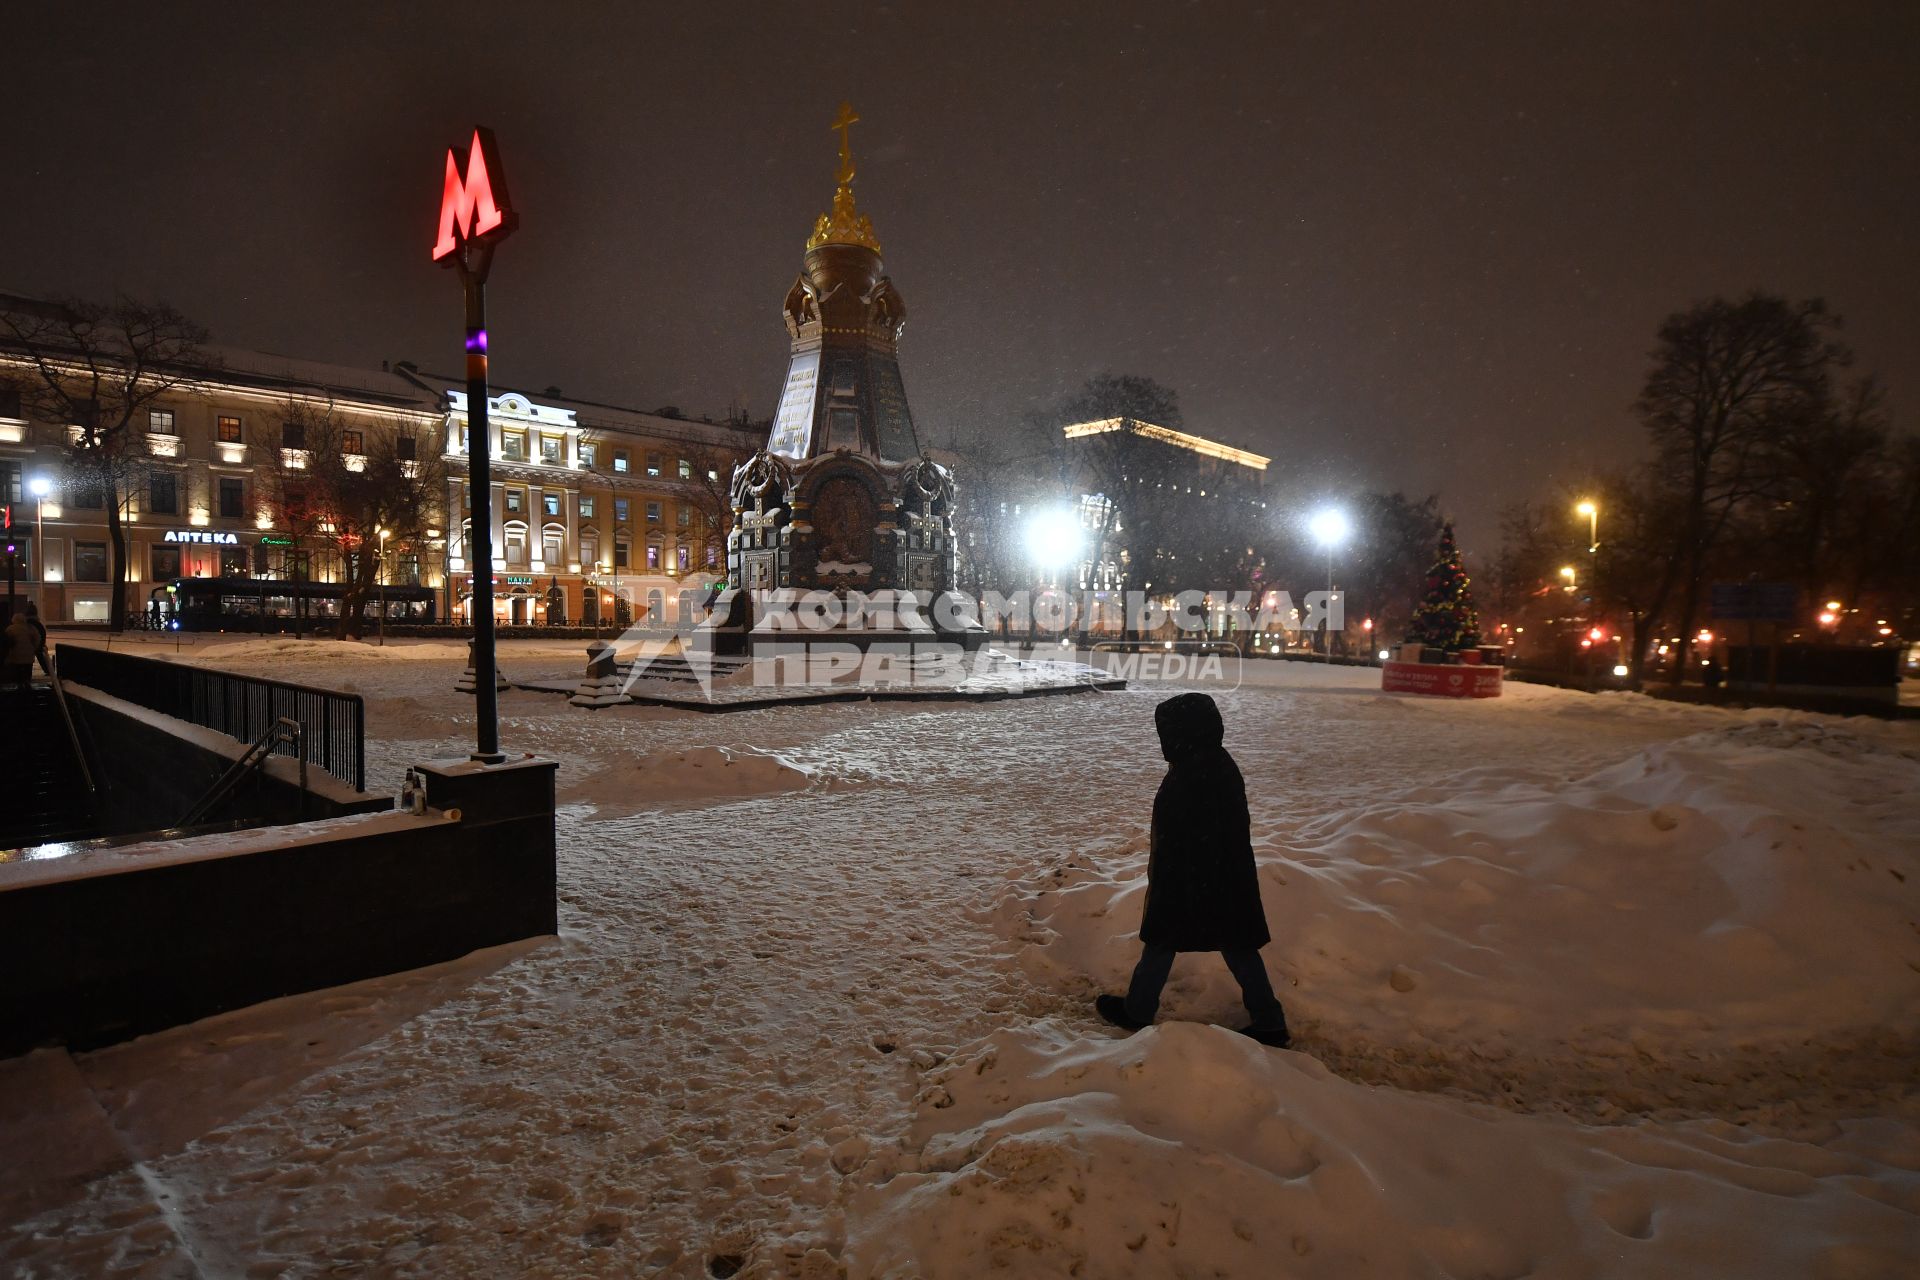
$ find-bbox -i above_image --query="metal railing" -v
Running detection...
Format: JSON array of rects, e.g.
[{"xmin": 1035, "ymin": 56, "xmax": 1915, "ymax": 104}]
[{"xmin": 55, "ymin": 644, "xmax": 366, "ymax": 792}]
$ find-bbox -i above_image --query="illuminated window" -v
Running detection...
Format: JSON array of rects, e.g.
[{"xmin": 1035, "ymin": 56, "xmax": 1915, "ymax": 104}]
[
  {"xmin": 543, "ymin": 492, "xmax": 561, "ymax": 517},
  {"xmin": 504, "ymin": 526, "xmax": 528, "ymax": 567},
  {"xmin": 706, "ymin": 468, "xmax": 719, "ymax": 482},
  {"xmin": 148, "ymin": 409, "xmax": 176, "ymax": 436},
  {"xmin": 646, "ymin": 501, "xmax": 661, "ymax": 523},
  {"xmin": 580, "ymin": 442, "xmax": 597, "ymax": 466},
  {"xmin": 614, "ymin": 498, "xmax": 630, "ymax": 522},
  {"xmin": 646, "ymin": 453, "xmax": 663, "ymax": 478},
  {"xmin": 342, "ymin": 429, "xmax": 364, "ymax": 455},
  {"xmin": 503, "ymin": 431, "xmax": 526, "ymax": 461},
  {"xmin": 579, "ymin": 495, "xmax": 595, "ymax": 518},
  {"xmin": 541, "ymin": 435, "xmax": 561, "ymax": 463},
  {"xmin": 678, "ymin": 458, "xmax": 692, "ymax": 479},
  {"xmin": 705, "ymin": 544, "xmax": 718, "ymax": 568},
  {"xmin": 505, "ymin": 488, "xmax": 524, "ymax": 514},
  {"xmin": 676, "ymin": 545, "xmax": 690, "ymax": 571},
  {"xmin": 676, "ymin": 505, "xmax": 690, "ymax": 528},
  {"xmin": 612, "ymin": 449, "xmax": 629, "ymax": 473},
  {"xmin": 217, "ymin": 415, "xmax": 243, "ymax": 444},
  {"xmin": 646, "ymin": 543, "xmax": 661, "ymax": 569}
]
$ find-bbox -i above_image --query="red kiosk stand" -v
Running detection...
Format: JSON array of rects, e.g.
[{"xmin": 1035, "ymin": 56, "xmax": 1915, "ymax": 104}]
[{"xmin": 1381, "ymin": 657, "xmax": 1504, "ymax": 698}]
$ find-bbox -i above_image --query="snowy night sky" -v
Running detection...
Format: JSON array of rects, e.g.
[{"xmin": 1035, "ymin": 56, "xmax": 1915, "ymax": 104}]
[{"xmin": 5, "ymin": 2, "xmax": 1917, "ymax": 552}]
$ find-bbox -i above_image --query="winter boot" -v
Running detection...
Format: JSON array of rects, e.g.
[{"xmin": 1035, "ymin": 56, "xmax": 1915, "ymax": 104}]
[{"xmin": 1095, "ymin": 994, "xmax": 1150, "ymax": 1032}]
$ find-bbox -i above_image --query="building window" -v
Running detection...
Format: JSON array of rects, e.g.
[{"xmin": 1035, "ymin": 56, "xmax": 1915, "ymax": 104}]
[
  {"xmin": 74, "ymin": 542, "xmax": 109, "ymax": 582},
  {"xmin": 149, "ymin": 472, "xmax": 178, "ymax": 515},
  {"xmin": 220, "ymin": 546, "xmax": 249, "ymax": 577},
  {"xmin": 541, "ymin": 435, "xmax": 561, "ymax": 463},
  {"xmin": 646, "ymin": 453, "xmax": 663, "ymax": 478},
  {"xmin": 505, "ymin": 488, "xmax": 524, "ymax": 514},
  {"xmin": 70, "ymin": 482, "xmax": 104, "ymax": 510},
  {"xmin": 148, "ymin": 409, "xmax": 176, "ymax": 436},
  {"xmin": 543, "ymin": 531, "xmax": 563, "ymax": 566},
  {"xmin": 503, "ymin": 431, "xmax": 526, "ymax": 461},
  {"xmin": 396, "ymin": 435, "xmax": 417, "ymax": 461},
  {"xmin": 676, "ymin": 505, "xmax": 690, "ymax": 528},
  {"xmin": 613, "ymin": 541, "xmax": 629, "ymax": 570},
  {"xmin": 504, "ymin": 526, "xmax": 528, "ymax": 567},
  {"xmin": 462, "ymin": 483, "xmax": 472, "ymax": 509},
  {"xmin": 580, "ymin": 442, "xmax": 597, "ymax": 467},
  {"xmin": 0, "ymin": 461, "xmax": 20, "ymax": 503},
  {"xmin": 646, "ymin": 543, "xmax": 661, "ymax": 570},
  {"xmin": 151, "ymin": 546, "xmax": 181, "ymax": 581},
  {"xmin": 343, "ymin": 429, "xmax": 364, "ymax": 455},
  {"xmin": 217, "ymin": 415, "xmax": 243, "ymax": 444},
  {"xmin": 678, "ymin": 458, "xmax": 692, "ymax": 479},
  {"xmin": 676, "ymin": 545, "xmax": 690, "ymax": 572},
  {"xmin": 614, "ymin": 498, "xmax": 630, "ymax": 523},
  {"xmin": 218, "ymin": 477, "xmax": 245, "ymax": 518},
  {"xmin": 581, "ymin": 535, "xmax": 599, "ymax": 568},
  {"xmin": 707, "ymin": 468, "xmax": 720, "ymax": 482},
  {"xmin": 645, "ymin": 501, "xmax": 661, "ymax": 523},
  {"xmin": 543, "ymin": 492, "xmax": 561, "ymax": 517},
  {"xmin": 393, "ymin": 554, "xmax": 420, "ymax": 586},
  {"xmin": 612, "ymin": 449, "xmax": 629, "ymax": 474},
  {"xmin": 0, "ymin": 382, "xmax": 20, "ymax": 419},
  {"xmin": 706, "ymin": 543, "xmax": 719, "ymax": 568},
  {"xmin": 283, "ymin": 421, "xmax": 307, "ymax": 449},
  {"xmin": 578, "ymin": 495, "xmax": 595, "ymax": 518}
]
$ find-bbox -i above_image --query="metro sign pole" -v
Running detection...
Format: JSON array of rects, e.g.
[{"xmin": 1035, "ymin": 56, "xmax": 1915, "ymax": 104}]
[{"xmin": 432, "ymin": 126, "xmax": 516, "ymax": 763}]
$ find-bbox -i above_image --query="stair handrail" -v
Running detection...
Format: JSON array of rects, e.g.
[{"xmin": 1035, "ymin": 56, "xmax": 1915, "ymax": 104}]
[
  {"xmin": 180, "ymin": 717, "xmax": 306, "ymax": 827},
  {"xmin": 47, "ymin": 653, "xmax": 98, "ymax": 799}
]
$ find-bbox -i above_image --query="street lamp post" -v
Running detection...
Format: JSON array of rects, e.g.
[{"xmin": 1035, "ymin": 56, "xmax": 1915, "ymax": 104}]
[
  {"xmin": 28, "ymin": 476, "xmax": 51, "ymax": 589},
  {"xmin": 377, "ymin": 527, "xmax": 391, "ymax": 647},
  {"xmin": 1307, "ymin": 507, "xmax": 1350, "ymax": 661}
]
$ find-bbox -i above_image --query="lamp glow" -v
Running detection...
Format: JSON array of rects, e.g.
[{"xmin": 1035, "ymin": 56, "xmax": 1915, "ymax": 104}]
[
  {"xmin": 1307, "ymin": 507, "xmax": 1350, "ymax": 547},
  {"xmin": 1024, "ymin": 507, "xmax": 1084, "ymax": 569}
]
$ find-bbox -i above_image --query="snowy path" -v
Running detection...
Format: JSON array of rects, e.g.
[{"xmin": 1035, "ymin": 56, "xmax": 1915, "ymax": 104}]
[{"xmin": 4, "ymin": 641, "xmax": 1916, "ymax": 1277}]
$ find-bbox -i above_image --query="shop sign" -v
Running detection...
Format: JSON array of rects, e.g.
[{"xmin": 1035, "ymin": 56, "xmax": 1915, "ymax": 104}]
[{"xmin": 163, "ymin": 530, "xmax": 240, "ymax": 545}]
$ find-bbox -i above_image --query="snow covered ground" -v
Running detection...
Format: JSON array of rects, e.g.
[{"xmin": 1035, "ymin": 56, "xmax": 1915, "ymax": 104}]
[{"xmin": 5, "ymin": 636, "xmax": 1917, "ymax": 1277}]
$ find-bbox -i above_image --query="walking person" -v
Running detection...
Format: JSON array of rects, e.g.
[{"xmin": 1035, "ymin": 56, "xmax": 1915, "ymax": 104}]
[
  {"xmin": 22, "ymin": 600, "xmax": 50, "ymax": 677},
  {"xmin": 1096, "ymin": 692, "xmax": 1291, "ymax": 1048},
  {"xmin": 3, "ymin": 606, "xmax": 37, "ymax": 698}
]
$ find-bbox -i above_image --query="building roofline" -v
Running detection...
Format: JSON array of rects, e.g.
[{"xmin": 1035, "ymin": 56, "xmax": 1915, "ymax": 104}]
[{"xmin": 1061, "ymin": 417, "xmax": 1271, "ymax": 471}]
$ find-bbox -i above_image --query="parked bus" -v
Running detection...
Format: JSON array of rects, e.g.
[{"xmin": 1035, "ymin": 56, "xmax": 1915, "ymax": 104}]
[{"xmin": 147, "ymin": 578, "xmax": 438, "ymax": 632}]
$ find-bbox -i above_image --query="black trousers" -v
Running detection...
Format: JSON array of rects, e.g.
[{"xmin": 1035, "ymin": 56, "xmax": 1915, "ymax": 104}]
[{"xmin": 1126, "ymin": 944, "xmax": 1288, "ymax": 1030}]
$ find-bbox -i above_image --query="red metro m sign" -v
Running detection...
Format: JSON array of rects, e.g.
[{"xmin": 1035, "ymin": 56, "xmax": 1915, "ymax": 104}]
[{"xmin": 431, "ymin": 127, "xmax": 516, "ymax": 263}]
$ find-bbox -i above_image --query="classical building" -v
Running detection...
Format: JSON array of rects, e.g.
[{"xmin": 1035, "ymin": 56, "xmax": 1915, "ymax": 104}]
[{"xmin": 0, "ymin": 341, "xmax": 757, "ymax": 628}]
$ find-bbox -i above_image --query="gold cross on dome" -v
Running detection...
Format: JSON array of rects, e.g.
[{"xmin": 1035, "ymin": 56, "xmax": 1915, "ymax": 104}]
[{"xmin": 831, "ymin": 101, "xmax": 860, "ymax": 186}]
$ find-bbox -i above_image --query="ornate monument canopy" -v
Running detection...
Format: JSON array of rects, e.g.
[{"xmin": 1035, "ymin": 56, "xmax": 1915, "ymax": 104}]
[{"xmin": 717, "ymin": 102, "xmax": 976, "ymax": 621}]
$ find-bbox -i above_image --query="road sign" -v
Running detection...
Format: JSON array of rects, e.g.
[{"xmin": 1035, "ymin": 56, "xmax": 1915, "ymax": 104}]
[{"xmin": 1709, "ymin": 582, "xmax": 1798, "ymax": 622}]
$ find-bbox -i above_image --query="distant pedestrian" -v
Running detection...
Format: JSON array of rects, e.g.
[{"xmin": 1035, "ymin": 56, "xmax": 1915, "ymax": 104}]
[
  {"xmin": 3, "ymin": 608, "xmax": 37, "ymax": 694},
  {"xmin": 22, "ymin": 601, "xmax": 50, "ymax": 676},
  {"xmin": 1096, "ymin": 692, "xmax": 1291, "ymax": 1048}
]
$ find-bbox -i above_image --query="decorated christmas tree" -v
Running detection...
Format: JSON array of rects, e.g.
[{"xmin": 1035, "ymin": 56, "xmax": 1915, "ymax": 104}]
[{"xmin": 1407, "ymin": 522, "xmax": 1481, "ymax": 651}]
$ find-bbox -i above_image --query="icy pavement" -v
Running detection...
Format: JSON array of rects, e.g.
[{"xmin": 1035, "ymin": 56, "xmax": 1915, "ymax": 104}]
[{"xmin": 4, "ymin": 638, "xmax": 1917, "ymax": 1277}]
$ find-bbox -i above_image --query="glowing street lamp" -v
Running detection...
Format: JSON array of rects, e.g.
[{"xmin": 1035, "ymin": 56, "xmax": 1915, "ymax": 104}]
[
  {"xmin": 1307, "ymin": 506, "xmax": 1350, "ymax": 658},
  {"xmin": 1559, "ymin": 565, "xmax": 1576, "ymax": 590},
  {"xmin": 377, "ymin": 526, "xmax": 392, "ymax": 647},
  {"xmin": 1023, "ymin": 506, "xmax": 1085, "ymax": 572},
  {"xmin": 1575, "ymin": 499, "xmax": 1598, "ymax": 554}
]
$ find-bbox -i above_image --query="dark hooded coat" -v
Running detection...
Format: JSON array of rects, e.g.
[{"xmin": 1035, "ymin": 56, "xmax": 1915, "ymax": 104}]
[{"xmin": 1138, "ymin": 692, "xmax": 1271, "ymax": 952}]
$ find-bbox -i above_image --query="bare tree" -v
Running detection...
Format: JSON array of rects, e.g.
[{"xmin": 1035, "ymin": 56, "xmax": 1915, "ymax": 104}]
[
  {"xmin": 0, "ymin": 296, "xmax": 216, "ymax": 631},
  {"xmin": 1635, "ymin": 293, "xmax": 1845, "ymax": 681},
  {"xmin": 260, "ymin": 398, "xmax": 444, "ymax": 640}
]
